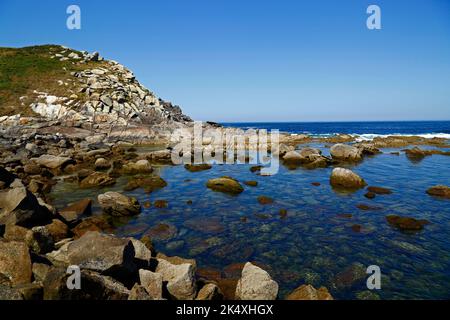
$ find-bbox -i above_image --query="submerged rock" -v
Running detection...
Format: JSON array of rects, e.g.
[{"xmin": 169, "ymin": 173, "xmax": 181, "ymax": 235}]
[
  {"xmin": 244, "ymin": 181, "xmax": 258, "ymax": 187},
  {"xmin": 235, "ymin": 262, "xmax": 278, "ymax": 300},
  {"xmin": 59, "ymin": 198, "xmax": 92, "ymax": 224},
  {"xmin": 79, "ymin": 172, "xmax": 116, "ymax": 188},
  {"xmin": 333, "ymin": 262, "xmax": 366, "ymax": 289},
  {"xmin": 257, "ymin": 196, "xmax": 274, "ymax": 205},
  {"xmin": 196, "ymin": 283, "xmax": 223, "ymax": 300},
  {"xmin": 145, "ymin": 223, "xmax": 177, "ymax": 241},
  {"xmin": 184, "ymin": 164, "xmax": 212, "ymax": 172},
  {"xmin": 206, "ymin": 177, "xmax": 244, "ymax": 195},
  {"xmin": 386, "ymin": 215, "xmax": 429, "ymax": 231},
  {"xmin": 98, "ymin": 192, "xmax": 141, "ymax": 216},
  {"xmin": 138, "ymin": 269, "xmax": 163, "ymax": 300},
  {"xmin": 154, "ymin": 200, "xmax": 168, "ymax": 209},
  {"xmin": 330, "ymin": 168, "xmax": 366, "ymax": 189},
  {"xmin": 367, "ymin": 186, "xmax": 392, "ymax": 195},
  {"xmin": 426, "ymin": 185, "xmax": 450, "ymax": 199},
  {"xmin": 123, "ymin": 175, "xmax": 167, "ymax": 193},
  {"xmin": 286, "ymin": 284, "xmax": 333, "ymax": 300}
]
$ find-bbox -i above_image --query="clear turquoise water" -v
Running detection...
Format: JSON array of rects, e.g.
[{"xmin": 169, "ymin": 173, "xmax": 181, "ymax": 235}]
[{"xmin": 50, "ymin": 144, "xmax": 450, "ymax": 300}]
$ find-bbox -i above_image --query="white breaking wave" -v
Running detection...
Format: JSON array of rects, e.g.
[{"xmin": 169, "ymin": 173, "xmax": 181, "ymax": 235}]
[{"xmin": 354, "ymin": 133, "xmax": 450, "ymax": 142}]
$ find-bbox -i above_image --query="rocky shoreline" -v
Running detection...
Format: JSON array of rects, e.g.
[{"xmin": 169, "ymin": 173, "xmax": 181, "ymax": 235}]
[
  {"xmin": 1, "ymin": 45, "xmax": 450, "ymax": 300},
  {"xmin": 1, "ymin": 127, "xmax": 449, "ymax": 300}
]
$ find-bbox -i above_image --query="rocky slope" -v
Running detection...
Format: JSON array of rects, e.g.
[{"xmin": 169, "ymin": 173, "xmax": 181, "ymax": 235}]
[{"xmin": 0, "ymin": 45, "xmax": 192, "ymax": 143}]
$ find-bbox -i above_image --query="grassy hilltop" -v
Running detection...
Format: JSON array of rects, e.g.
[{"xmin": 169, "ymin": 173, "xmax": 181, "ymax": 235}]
[{"xmin": 0, "ymin": 45, "xmax": 103, "ymax": 116}]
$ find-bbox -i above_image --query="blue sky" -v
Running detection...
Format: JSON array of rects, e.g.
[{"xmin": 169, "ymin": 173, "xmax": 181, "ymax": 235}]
[{"xmin": 1, "ymin": 0, "xmax": 449, "ymax": 122}]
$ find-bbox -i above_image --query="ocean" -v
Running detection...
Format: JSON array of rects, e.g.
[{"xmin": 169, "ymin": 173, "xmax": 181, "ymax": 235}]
[{"xmin": 222, "ymin": 121, "xmax": 450, "ymax": 140}]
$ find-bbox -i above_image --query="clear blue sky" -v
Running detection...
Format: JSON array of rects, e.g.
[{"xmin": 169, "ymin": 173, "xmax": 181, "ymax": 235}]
[{"xmin": 1, "ymin": 0, "xmax": 449, "ymax": 122}]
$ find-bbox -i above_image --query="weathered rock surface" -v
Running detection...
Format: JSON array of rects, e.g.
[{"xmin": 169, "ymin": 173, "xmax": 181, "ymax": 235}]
[
  {"xmin": 0, "ymin": 179, "xmax": 52, "ymax": 227},
  {"xmin": 123, "ymin": 175, "xmax": 167, "ymax": 193},
  {"xmin": 155, "ymin": 258, "xmax": 197, "ymax": 300},
  {"xmin": 184, "ymin": 164, "xmax": 212, "ymax": 172},
  {"xmin": 0, "ymin": 240, "xmax": 32, "ymax": 286},
  {"xmin": 138, "ymin": 269, "xmax": 163, "ymax": 300},
  {"xmin": 330, "ymin": 144, "xmax": 362, "ymax": 161},
  {"xmin": 367, "ymin": 186, "xmax": 392, "ymax": 195},
  {"xmin": 206, "ymin": 177, "xmax": 244, "ymax": 195},
  {"xmin": 33, "ymin": 155, "xmax": 73, "ymax": 170},
  {"xmin": 46, "ymin": 231, "xmax": 136, "ymax": 278},
  {"xmin": 286, "ymin": 284, "xmax": 334, "ymax": 300},
  {"xmin": 98, "ymin": 192, "xmax": 141, "ymax": 216},
  {"xmin": 235, "ymin": 262, "xmax": 278, "ymax": 300},
  {"xmin": 330, "ymin": 168, "xmax": 366, "ymax": 189},
  {"xmin": 59, "ymin": 198, "xmax": 92, "ymax": 224},
  {"xmin": 196, "ymin": 283, "xmax": 223, "ymax": 300},
  {"xmin": 79, "ymin": 172, "xmax": 116, "ymax": 188}
]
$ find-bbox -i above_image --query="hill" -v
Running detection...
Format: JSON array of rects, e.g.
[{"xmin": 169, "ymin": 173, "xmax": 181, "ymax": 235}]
[{"xmin": 0, "ymin": 45, "xmax": 192, "ymax": 133}]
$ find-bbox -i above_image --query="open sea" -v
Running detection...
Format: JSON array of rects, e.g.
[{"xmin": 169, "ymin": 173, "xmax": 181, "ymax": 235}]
[
  {"xmin": 222, "ymin": 120, "xmax": 450, "ymax": 140},
  {"xmin": 50, "ymin": 121, "xmax": 450, "ymax": 300}
]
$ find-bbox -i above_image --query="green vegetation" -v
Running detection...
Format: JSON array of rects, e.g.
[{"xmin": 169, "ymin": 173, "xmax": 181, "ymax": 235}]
[{"xmin": 0, "ymin": 45, "xmax": 100, "ymax": 116}]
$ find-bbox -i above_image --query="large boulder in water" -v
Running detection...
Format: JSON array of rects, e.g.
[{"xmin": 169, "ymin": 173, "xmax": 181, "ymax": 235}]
[
  {"xmin": 98, "ymin": 192, "xmax": 141, "ymax": 216},
  {"xmin": 330, "ymin": 144, "xmax": 363, "ymax": 161},
  {"xmin": 235, "ymin": 262, "xmax": 278, "ymax": 300},
  {"xmin": 206, "ymin": 177, "xmax": 244, "ymax": 195},
  {"xmin": 330, "ymin": 168, "xmax": 366, "ymax": 189}
]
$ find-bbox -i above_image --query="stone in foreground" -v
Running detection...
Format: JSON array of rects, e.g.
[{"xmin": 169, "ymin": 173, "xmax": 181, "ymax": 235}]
[
  {"xmin": 0, "ymin": 240, "xmax": 32, "ymax": 286},
  {"xmin": 235, "ymin": 262, "xmax": 278, "ymax": 300},
  {"xmin": 46, "ymin": 231, "xmax": 136, "ymax": 278},
  {"xmin": 155, "ymin": 258, "xmax": 196, "ymax": 300}
]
